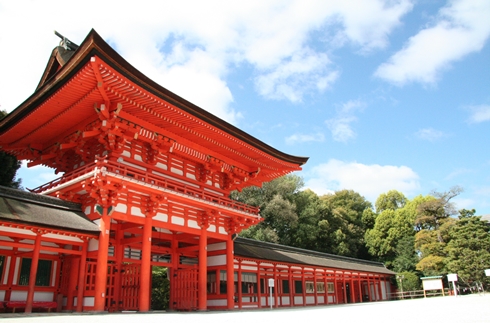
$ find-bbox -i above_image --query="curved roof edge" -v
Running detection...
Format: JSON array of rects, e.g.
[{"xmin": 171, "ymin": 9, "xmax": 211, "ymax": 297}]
[{"xmin": 0, "ymin": 29, "xmax": 309, "ymax": 167}]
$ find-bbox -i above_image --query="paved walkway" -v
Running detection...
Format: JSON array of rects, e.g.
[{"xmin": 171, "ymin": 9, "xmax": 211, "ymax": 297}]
[{"xmin": 2, "ymin": 294, "xmax": 489, "ymax": 323}]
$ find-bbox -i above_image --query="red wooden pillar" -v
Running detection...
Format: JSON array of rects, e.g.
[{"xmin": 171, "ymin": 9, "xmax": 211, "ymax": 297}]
[
  {"xmin": 139, "ymin": 214, "xmax": 153, "ymax": 311},
  {"xmin": 368, "ymin": 275, "xmax": 372, "ymax": 302},
  {"xmin": 25, "ymin": 233, "xmax": 42, "ymax": 313},
  {"xmin": 237, "ymin": 260, "xmax": 242, "ymax": 309},
  {"xmin": 4, "ymin": 248, "xmax": 19, "ymax": 302},
  {"xmin": 301, "ymin": 267, "xmax": 306, "ymax": 306},
  {"xmin": 198, "ymin": 226, "xmax": 208, "ymax": 310},
  {"xmin": 342, "ymin": 271, "xmax": 347, "ymax": 304},
  {"xmin": 288, "ymin": 266, "xmax": 293, "ymax": 307},
  {"xmin": 313, "ymin": 270, "xmax": 318, "ymax": 306},
  {"xmin": 323, "ymin": 271, "xmax": 328, "ymax": 305},
  {"xmin": 273, "ymin": 264, "xmax": 278, "ymax": 308},
  {"xmin": 67, "ymin": 254, "xmax": 79, "ymax": 310},
  {"xmin": 76, "ymin": 240, "xmax": 88, "ymax": 312},
  {"xmin": 377, "ymin": 276, "xmax": 383, "ymax": 300},
  {"xmin": 94, "ymin": 209, "xmax": 111, "ymax": 311},
  {"xmin": 226, "ymin": 236, "xmax": 234, "ymax": 309},
  {"xmin": 334, "ymin": 271, "xmax": 338, "ymax": 304},
  {"xmin": 257, "ymin": 262, "xmax": 262, "ymax": 308},
  {"xmin": 169, "ymin": 236, "xmax": 178, "ymax": 310},
  {"xmin": 358, "ymin": 275, "xmax": 363, "ymax": 303},
  {"xmin": 113, "ymin": 224, "xmax": 124, "ymax": 310},
  {"xmin": 350, "ymin": 276, "xmax": 355, "ymax": 303}
]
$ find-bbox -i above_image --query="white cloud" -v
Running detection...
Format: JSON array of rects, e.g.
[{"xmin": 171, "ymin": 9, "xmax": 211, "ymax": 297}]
[
  {"xmin": 375, "ymin": 0, "xmax": 490, "ymax": 85},
  {"xmin": 325, "ymin": 99, "xmax": 366, "ymax": 143},
  {"xmin": 285, "ymin": 132, "xmax": 325, "ymax": 145},
  {"xmin": 0, "ymin": 0, "xmax": 413, "ymax": 120},
  {"xmin": 415, "ymin": 128, "xmax": 447, "ymax": 142},
  {"xmin": 255, "ymin": 49, "xmax": 338, "ymax": 102},
  {"xmin": 326, "ymin": 116, "xmax": 357, "ymax": 143},
  {"xmin": 305, "ymin": 159, "xmax": 420, "ymax": 202},
  {"xmin": 466, "ymin": 104, "xmax": 490, "ymax": 123}
]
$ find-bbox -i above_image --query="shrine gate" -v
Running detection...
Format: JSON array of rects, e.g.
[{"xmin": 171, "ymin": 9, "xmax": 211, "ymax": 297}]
[{"xmin": 0, "ymin": 29, "xmax": 393, "ymax": 313}]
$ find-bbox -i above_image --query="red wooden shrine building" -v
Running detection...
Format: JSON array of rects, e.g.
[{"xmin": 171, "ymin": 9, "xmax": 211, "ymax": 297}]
[{"xmin": 0, "ymin": 30, "xmax": 394, "ymax": 313}]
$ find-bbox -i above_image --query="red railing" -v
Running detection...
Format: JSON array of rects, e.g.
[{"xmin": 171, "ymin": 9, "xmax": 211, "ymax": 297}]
[{"xmin": 32, "ymin": 159, "xmax": 260, "ymax": 216}]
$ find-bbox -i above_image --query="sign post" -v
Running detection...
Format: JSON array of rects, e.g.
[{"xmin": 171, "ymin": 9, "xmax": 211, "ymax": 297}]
[
  {"xmin": 447, "ymin": 274, "xmax": 458, "ymax": 296},
  {"xmin": 268, "ymin": 278, "xmax": 274, "ymax": 309}
]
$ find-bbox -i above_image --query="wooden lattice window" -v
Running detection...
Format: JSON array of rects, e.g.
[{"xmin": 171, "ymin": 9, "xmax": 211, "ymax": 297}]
[
  {"xmin": 282, "ymin": 279, "xmax": 290, "ymax": 293},
  {"xmin": 18, "ymin": 258, "xmax": 52, "ymax": 286},
  {"xmin": 294, "ymin": 280, "xmax": 303, "ymax": 294}
]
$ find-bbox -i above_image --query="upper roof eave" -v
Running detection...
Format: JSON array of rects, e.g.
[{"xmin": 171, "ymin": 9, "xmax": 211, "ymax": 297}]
[{"xmin": 0, "ymin": 29, "xmax": 308, "ymax": 167}]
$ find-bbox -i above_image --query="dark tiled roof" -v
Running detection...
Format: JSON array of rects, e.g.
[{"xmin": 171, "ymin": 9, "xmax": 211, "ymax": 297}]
[
  {"xmin": 0, "ymin": 186, "xmax": 99, "ymax": 234},
  {"xmin": 234, "ymin": 237, "xmax": 394, "ymax": 275}
]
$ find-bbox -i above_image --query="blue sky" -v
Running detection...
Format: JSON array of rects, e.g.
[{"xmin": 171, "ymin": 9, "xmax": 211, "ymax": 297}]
[{"xmin": 1, "ymin": 0, "xmax": 489, "ymax": 215}]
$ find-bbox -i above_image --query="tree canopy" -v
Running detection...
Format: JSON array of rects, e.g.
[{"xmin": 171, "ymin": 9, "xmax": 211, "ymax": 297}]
[{"xmin": 0, "ymin": 110, "xmax": 22, "ymax": 189}]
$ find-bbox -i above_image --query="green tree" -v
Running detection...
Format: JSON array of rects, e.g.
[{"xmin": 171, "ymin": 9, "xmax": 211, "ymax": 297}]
[
  {"xmin": 396, "ymin": 271, "xmax": 421, "ymax": 292},
  {"xmin": 151, "ymin": 267, "xmax": 170, "ymax": 310},
  {"xmin": 0, "ymin": 110, "xmax": 22, "ymax": 188},
  {"xmin": 365, "ymin": 193, "xmax": 429, "ymax": 268},
  {"xmin": 414, "ymin": 187, "xmax": 461, "ymax": 276},
  {"xmin": 445, "ymin": 209, "xmax": 490, "ymax": 285},
  {"xmin": 375, "ymin": 190, "xmax": 407, "ymax": 213},
  {"xmin": 232, "ymin": 175, "xmax": 303, "ymax": 244},
  {"xmin": 319, "ymin": 190, "xmax": 373, "ymax": 259}
]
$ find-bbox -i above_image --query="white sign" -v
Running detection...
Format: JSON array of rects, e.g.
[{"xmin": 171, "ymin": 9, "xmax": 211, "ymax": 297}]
[
  {"xmin": 485, "ymin": 269, "xmax": 490, "ymax": 277},
  {"xmin": 268, "ymin": 278, "xmax": 275, "ymax": 287},
  {"xmin": 422, "ymin": 279, "xmax": 443, "ymax": 291},
  {"xmin": 447, "ymin": 274, "xmax": 458, "ymax": 282}
]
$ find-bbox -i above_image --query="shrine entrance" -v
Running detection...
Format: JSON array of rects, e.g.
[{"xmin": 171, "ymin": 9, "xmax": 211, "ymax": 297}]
[
  {"xmin": 171, "ymin": 267, "xmax": 199, "ymax": 311},
  {"xmin": 119, "ymin": 263, "xmax": 141, "ymax": 310}
]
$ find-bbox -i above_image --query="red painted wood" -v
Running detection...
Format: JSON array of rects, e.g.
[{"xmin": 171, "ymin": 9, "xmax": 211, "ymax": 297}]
[
  {"xmin": 94, "ymin": 210, "xmax": 111, "ymax": 311},
  {"xmin": 198, "ymin": 227, "xmax": 207, "ymax": 310},
  {"xmin": 25, "ymin": 234, "xmax": 41, "ymax": 313},
  {"xmin": 139, "ymin": 215, "xmax": 153, "ymax": 312},
  {"xmin": 76, "ymin": 241, "xmax": 88, "ymax": 312}
]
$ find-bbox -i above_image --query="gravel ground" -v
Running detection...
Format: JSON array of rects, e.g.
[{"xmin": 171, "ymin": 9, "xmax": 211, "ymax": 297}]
[{"xmin": 1, "ymin": 294, "xmax": 489, "ymax": 323}]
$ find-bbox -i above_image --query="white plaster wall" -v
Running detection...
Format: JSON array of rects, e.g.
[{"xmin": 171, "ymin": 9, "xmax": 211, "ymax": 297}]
[
  {"xmin": 207, "ymin": 299, "xmax": 227, "ymax": 307},
  {"xmin": 84, "ymin": 297, "xmax": 95, "ymax": 306},
  {"xmin": 294, "ymin": 296, "xmax": 303, "ymax": 305},
  {"xmin": 208, "ymin": 255, "xmax": 226, "ymax": 266},
  {"xmin": 10, "ymin": 291, "xmax": 27, "ymax": 301},
  {"xmin": 306, "ymin": 296, "xmax": 315, "ymax": 304},
  {"xmin": 154, "ymin": 212, "xmax": 168, "ymax": 222},
  {"xmin": 318, "ymin": 295, "xmax": 325, "ymax": 303},
  {"xmin": 207, "ymin": 242, "xmax": 225, "ymax": 251},
  {"xmin": 34, "ymin": 292, "xmax": 54, "ymax": 301},
  {"xmin": 88, "ymin": 239, "xmax": 99, "ymax": 252},
  {"xmin": 131, "ymin": 206, "xmax": 144, "ymax": 217},
  {"xmin": 171, "ymin": 216, "xmax": 184, "ymax": 226},
  {"xmin": 0, "ymin": 290, "xmax": 5, "ymax": 301},
  {"xmin": 281, "ymin": 296, "xmax": 290, "ymax": 305}
]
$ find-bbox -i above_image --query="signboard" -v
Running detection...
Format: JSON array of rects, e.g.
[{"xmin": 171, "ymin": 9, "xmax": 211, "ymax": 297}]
[
  {"xmin": 422, "ymin": 279, "xmax": 443, "ymax": 291},
  {"xmin": 421, "ymin": 276, "xmax": 445, "ymax": 297},
  {"xmin": 447, "ymin": 274, "xmax": 458, "ymax": 282},
  {"xmin": 268, "ymin": 278, "xmax": 275, "ymax": 287}
]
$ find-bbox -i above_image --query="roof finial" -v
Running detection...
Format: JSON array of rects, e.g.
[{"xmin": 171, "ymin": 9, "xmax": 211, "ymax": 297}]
[{"xmin": 54, "ymin": 30, "xmax": 79, "ymax": 51}]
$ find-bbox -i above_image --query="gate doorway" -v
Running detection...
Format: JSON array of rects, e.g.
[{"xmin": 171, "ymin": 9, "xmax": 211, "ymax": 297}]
[{"xmin": 171, "ymin": 267, "xmax": 198, "ymax": 311}]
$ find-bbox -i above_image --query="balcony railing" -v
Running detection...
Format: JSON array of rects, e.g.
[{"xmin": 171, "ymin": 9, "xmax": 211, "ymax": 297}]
[{"xmin": 31, "ymin": 159, "xmax": 260, "ymax": 216}]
